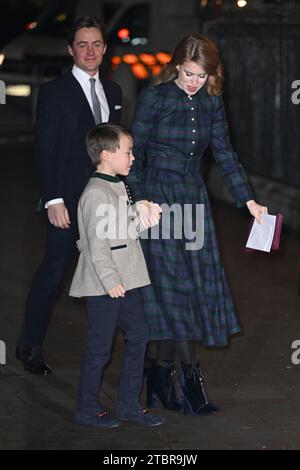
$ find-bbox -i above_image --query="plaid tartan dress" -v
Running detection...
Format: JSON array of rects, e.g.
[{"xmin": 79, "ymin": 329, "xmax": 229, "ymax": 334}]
[{"xmin": 126, "ymin": 80, "xmax": 254, "ymax": 346}]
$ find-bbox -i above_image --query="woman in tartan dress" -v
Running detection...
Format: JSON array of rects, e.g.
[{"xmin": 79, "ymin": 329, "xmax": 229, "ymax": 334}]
[{"xmin": 126, "ymin": 34, "xmax": 268, "ymax": 415}]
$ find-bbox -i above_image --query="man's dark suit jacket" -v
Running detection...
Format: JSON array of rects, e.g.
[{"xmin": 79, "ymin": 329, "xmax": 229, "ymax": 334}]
[{"xmin": 35, "ymin": 71, "xmax": 122, "ymax": 219}]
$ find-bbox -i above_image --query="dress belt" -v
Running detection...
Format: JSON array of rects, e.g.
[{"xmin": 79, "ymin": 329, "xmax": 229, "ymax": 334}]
[{"xmin": 147, "ymin": 154, "xmax": 198, "ymax": 175}]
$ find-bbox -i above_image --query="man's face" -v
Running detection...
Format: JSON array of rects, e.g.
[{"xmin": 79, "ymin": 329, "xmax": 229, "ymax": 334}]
[{"xmin": 68, "ymin": 27, "xmax": 106, "ymax": 76}]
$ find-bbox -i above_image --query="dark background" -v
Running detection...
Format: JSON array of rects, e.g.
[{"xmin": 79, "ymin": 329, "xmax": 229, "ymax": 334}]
[{"xmin": 0, "ymin": 0, "xmax": 299, "ymax": 226}]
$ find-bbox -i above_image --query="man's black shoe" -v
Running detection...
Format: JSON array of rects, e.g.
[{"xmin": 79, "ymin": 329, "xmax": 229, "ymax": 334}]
[{"xmin": 16, "ymin": 346, "xmax": 52, "ymax": 375}]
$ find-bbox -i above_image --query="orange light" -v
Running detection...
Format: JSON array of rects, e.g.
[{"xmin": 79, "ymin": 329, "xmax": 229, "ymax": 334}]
[
  {"xmin": 151, "ymin": 65, "xmax": 162, "ymax": 76},
  {"xmin": 131, "ymin": 63, "xmax": 149, "ymax": 80},
  {"xmin": 156, "ymin": 52, "xmax": 171, "ymax": 65},
  {"xmin": 118, "ymin": 28, "xmax": 130, "ymax": 39},
  {"xmin": 111, "ymin": 56, "xmax": 122, "ymax": 65},
  {"xmin": 139, "ymin": 53, "xmax": 156, "ymax": 66},
  {"xmin": 56, "ymin": 13, "xmax": 67, "ymax": 22},
  {"xmin": 25, "ymin": 21, "xmax": 38, "ymax": 30},
  {"xmin": 123, "ymin": 54, "xmax": 138, "ymax": 65}
]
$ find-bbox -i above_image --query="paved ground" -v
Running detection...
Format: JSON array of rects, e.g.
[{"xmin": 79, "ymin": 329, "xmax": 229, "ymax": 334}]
[{"xmin": 0, "ymin": 142, "xmax": 299, "ymax": 450}]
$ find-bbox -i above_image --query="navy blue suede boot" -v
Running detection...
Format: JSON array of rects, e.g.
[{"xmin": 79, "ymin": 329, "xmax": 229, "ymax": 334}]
[
  {"xmin": 181, "ymin": 363, "xmax": 219, "ymax": 416},
  {"xmin": 146, "ymin": 360, "xmax": 182, "ymax": 410}
]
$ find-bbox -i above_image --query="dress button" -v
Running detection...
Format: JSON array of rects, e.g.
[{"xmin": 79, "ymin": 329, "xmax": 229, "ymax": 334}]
[
  {"xmin": 190, "ymin": 152, "xmax": 194, "ymax": 156},
  {"xmin": 191, "ymin": 107, "xmax": 194, "ymax": 110},
  {"xmin": 192, "ymin": 129, "xmax": 196, "ymax": 133},
  {"xmin": 191, "ymin": 118, "xmax": 195, "ymax": 121},
  {"xmin": 192, "ymin": 141, "xmax": 195, "ymax": 144}
]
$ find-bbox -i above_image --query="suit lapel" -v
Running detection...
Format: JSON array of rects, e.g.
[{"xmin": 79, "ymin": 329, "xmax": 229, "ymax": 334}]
[
  {"xmin": 101, "ymin": 77, "xmax": 116, "ymax": 122},
  {"xmin": 62, "ymin": 72, "xmax": 120, "ymax": 125},
  {"xmin": 63, "ymin": 72, "xmax": 95, "ymax": 126}
]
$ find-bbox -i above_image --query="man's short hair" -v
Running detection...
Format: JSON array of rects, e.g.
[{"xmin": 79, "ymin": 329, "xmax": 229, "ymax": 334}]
[
  {"xmin": 86, "ymin": 124, "xmax": 133, "ymax": 167},
  {"xmin": 68, "ymin": 16, "xmax": 107, "ymax": 46}
]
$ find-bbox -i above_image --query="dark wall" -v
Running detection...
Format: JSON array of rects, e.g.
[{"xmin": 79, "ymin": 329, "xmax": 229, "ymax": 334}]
[{"xmin": 203, "ymin": 16, "xmax": 300, "ymax": 187}]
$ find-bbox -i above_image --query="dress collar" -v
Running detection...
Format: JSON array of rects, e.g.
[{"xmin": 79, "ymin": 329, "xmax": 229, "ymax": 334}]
[
  {"xmin": 170, "ymin": 79, "xmax": 203, "ymax": 99},
  {"xmin": 92, "ymin": 171, "xmax": 121, "ymax": 183}
]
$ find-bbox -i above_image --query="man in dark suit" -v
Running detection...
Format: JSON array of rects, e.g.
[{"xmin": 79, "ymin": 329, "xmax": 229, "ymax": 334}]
[{"xmin": 16, "ymin": 17, "xmax": 122, "ymax": 374}]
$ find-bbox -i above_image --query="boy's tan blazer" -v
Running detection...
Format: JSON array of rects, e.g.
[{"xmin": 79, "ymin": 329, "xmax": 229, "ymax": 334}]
[{"xmin": 69, "ymin": 176, "xmax": 150, "ymax": 297}]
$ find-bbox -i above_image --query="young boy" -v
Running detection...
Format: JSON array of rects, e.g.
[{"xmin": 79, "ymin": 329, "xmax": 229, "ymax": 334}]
[{"xmin": 70, "ymin": 124, "xmax": 164, "ymax": 428}]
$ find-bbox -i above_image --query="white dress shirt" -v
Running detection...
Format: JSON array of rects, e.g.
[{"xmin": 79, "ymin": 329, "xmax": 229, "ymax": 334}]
[
  {"xmin": 71, "ymin": 64, "xmax": 110, "ymax": 122},
  {"xmin": 46, "ymin": 65, "xmax": 110, "ymax": 208}
]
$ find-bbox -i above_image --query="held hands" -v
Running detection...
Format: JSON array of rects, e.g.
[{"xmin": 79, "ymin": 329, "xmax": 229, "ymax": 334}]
[
  {"xmin": 136, "ymin": 200, "xmax": 162, "ymax": 229},
  {"xmin": 47, "ymin": 203, "xmax": 71, "ymax": 229},
  {"xmin": 246, "ymin": 200, "xmax": 268, "ymax": 224},
  {"xmin": 108, "ymin": 284, "xmax": 126, "ymax": 298}
]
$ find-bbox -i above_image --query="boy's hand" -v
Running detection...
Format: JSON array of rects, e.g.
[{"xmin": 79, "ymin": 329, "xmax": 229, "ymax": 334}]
[
  {"xmin": 48, "ymin": 203, "xmax": 71, "ymax": 229},
  {"xmin": 108, "ymin": 284, "xmax": 126, "ymax": 298},
  {"xmin": 136, "ymin": 200, "xmax": 162, "ymax": 229}
]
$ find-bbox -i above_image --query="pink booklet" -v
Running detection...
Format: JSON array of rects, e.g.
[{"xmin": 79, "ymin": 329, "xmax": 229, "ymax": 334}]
[{"xmin": 245, "ymin": 213, "xmax": 283, "ymax": 252}]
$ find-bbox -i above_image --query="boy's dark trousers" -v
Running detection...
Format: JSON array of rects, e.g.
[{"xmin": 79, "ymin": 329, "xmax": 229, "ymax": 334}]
[{"xmin": 76, "ymin": 288, "xmax": 149, "ymax": 416}]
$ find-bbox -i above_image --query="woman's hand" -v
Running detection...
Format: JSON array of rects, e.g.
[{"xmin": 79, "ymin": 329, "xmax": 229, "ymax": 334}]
[
  {"xmin": 136, "ymin": 200, "xmax": 162, "ymax": 229},
  {"xmin": 246, "ymin": 200, "xmax": 268, "ymax": 224}
]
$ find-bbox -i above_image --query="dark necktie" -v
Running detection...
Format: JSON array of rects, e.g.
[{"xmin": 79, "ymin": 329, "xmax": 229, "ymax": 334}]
[{"xmin": 89, "ymin": 77, "xmax": 102, "ymax": 124}]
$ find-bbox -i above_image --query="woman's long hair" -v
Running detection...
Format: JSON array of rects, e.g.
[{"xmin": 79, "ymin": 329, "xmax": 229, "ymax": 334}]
[{"xmin": 157, "ymin": 33, "xmax": 223, "ymax": 96}]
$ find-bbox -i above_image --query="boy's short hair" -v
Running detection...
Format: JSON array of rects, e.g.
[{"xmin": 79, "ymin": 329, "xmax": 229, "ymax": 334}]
[{"xmin": 86, "ymin": 124, "xmax": 133, "ymax": 167}]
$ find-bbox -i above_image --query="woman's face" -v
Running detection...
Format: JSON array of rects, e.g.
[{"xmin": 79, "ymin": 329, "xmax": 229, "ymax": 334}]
[{"xmin": 175, "ymin": 61, "xmax": 208, "ymax": 95}]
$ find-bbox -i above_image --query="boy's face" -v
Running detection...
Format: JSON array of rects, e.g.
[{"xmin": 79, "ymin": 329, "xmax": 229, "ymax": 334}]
[{"xmin": 108, "ymin": 134, "xmax": 134, "ymax": 176}]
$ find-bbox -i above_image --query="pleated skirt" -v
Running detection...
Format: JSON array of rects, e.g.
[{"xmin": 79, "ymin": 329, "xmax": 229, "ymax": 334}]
[{"xmin": 139, "ymin": 166, "xmax": 240, "ymax": 347}]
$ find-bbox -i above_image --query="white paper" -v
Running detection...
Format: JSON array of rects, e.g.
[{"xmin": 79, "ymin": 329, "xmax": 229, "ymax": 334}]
[{"xmin": 246, "ymin": 214, "xmax": 276, "ymax": 252}]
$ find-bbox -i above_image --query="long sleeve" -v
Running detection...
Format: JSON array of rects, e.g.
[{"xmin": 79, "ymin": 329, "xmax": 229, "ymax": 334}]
[
  {"xmin": 80, "ymin": 189, "xmax": 122, "ymax": 292},
  {"xmin": 210, "ymin": 95, "xmax": 254, "ymax": 208},
  {"xmin": 35, "ymin": 84, "xmax": 66, "ymax": 203},
  {"xmin": 125, "ymin": 86, "xmax": 159, "ymax": 201}
]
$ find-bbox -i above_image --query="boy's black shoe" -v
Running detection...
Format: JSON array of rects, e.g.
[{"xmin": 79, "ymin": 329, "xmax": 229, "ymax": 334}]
[
  {"xmin": 74, "ymin": 410, "xmax": 120, "ymax": 428},
  {"xmin": 116, "ymin": 401, "xmax": 165, "ymax": 426}
]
